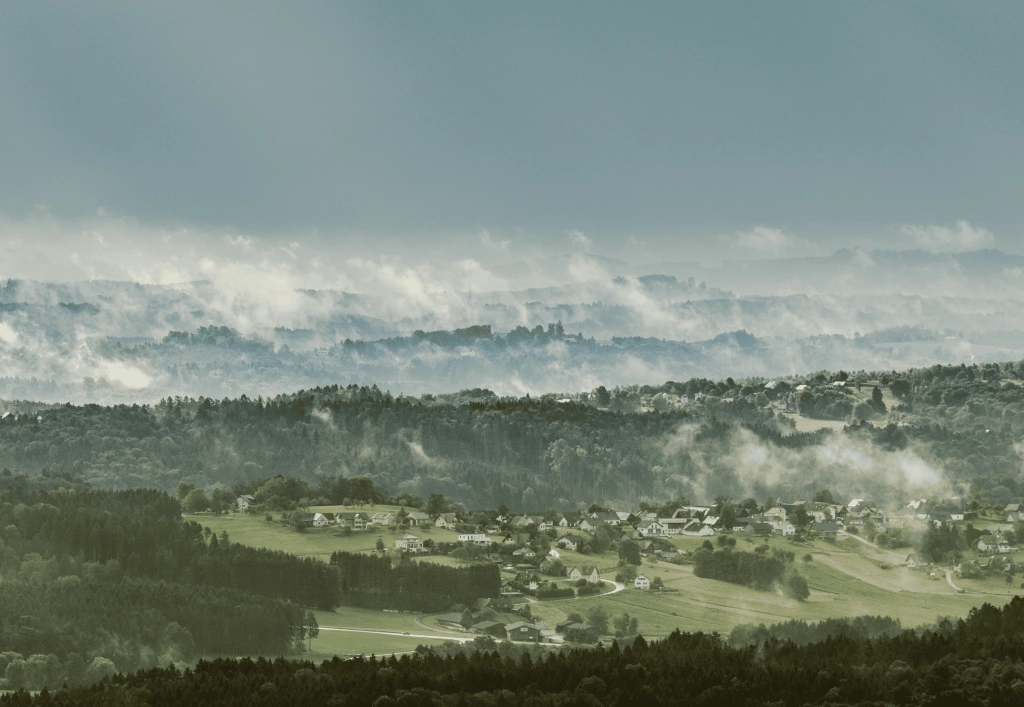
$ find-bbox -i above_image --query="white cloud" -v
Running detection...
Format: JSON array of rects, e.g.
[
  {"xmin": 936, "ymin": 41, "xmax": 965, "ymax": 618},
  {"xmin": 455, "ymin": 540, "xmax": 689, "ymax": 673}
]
[
  {"xmin": 730, "ymin": 226, "xmax": 807, "ymax": 256},
  {"xmin": 480, "ymin": 230, "xmax": 510, "ymax": 252},
  {"xmin": 228, "ymin": 235, "xmax": 255, "ymax": 250},
  {"xmin": 900, "ymin": 220, "xmax": 995, "ymax": 252},
  {"xmin": 0, "ymin": 322, "xmax": 18, "ymax": 345},
  {"xmin": 568, "ymin": 230, "xmax": 592, "ymax": 251}
]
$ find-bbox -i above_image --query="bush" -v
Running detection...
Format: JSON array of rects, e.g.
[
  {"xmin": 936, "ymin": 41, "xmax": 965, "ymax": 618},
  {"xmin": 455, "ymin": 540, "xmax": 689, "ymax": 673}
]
[
  {"xmin": 576, "ymin": 583, "xmax": 601, "ymax": 596},
  {"xmin": 536, "ymin": 585, "xmax": 574, "ymax": 599}
]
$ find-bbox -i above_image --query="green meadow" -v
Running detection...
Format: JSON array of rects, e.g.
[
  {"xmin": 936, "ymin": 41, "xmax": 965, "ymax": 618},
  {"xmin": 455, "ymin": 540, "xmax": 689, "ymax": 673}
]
[{"xmin": 192, "ymin": 510, "xmax": 1023, "ymax": 651}]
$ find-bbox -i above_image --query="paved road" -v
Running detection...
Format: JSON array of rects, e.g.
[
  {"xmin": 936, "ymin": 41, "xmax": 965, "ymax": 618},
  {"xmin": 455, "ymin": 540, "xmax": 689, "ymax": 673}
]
[
  {"xmin": 945, "ymin": 570, "xmax": 965, "ymax": 593},
  {"xmin": 319, "ymin": 626, "xmax": 556, "ymax": 649},
  {"xmin": 601, "ymin": 578, "xmax": 626, "ymax": 594},
  {"xmin": 320, "ymin": 627, "xmax": 472, "ymax": 642}
]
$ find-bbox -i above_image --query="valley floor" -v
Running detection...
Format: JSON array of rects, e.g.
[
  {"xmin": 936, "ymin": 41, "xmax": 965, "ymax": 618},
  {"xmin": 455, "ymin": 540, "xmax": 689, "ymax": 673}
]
[{"xmin": 196, "ymin": 510, "xmax": 1024, "ymax": 656}]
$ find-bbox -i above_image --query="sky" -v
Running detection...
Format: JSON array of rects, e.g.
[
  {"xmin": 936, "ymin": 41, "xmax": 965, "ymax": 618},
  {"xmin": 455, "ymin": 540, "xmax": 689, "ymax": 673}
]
[{"xmin": 1, "ymin": 1, "xmax": 1022, "ymax": 282}]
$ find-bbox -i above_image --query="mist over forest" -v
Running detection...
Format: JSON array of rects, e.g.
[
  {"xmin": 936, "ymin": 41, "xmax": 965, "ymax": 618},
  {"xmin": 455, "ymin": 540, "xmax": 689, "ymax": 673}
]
[{"xmin": 3, "ymin": 248, "xmax": 1024, "ymax": 404}]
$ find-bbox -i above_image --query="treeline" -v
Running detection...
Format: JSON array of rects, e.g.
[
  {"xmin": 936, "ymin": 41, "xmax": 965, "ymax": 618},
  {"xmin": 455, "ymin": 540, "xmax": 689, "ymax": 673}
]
[
  {"xmin": 3, "ymin": 490, "xmax": 339, "ymax": 609},
  {"xmin": 11, "ymin": 597, "xmax": 1024, "ymax": 706},
  {"xmin": 692, "ymin": 547, "xmax": 808, "ymax": 600},
  {"xmin": 330, "ymin": 552, "xmax": 500, "ymax": 612},
  {"xmin": 728, "ymin": 614, "xmax": 903, "ymax": 647}
]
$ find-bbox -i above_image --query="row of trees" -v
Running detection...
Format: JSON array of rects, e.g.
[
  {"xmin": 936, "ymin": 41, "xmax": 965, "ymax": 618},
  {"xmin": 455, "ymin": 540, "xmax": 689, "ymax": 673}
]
[{"xmin": 329, "ymin": 552, "xmax": 500, "ymax": 612}]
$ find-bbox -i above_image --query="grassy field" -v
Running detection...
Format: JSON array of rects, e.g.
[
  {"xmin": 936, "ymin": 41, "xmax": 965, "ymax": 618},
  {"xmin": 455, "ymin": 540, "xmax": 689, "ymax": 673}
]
[
  {"xmin": 193, "ymin": 510, "xmax": 1023, "ymax": 648},
  {"xmin": 306, "ymin": 630, "xmax": 448, "ymax": 659},
  {"xmin": 194, "ymin": 508, "xmax": 463, "ymax": 561}
]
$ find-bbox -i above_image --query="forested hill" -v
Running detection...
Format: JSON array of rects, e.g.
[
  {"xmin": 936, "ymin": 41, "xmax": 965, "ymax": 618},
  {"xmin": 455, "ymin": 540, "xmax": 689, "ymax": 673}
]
[{"xmin": 2, "ymin": 359, "xmax": 1023, "ymax": 509}]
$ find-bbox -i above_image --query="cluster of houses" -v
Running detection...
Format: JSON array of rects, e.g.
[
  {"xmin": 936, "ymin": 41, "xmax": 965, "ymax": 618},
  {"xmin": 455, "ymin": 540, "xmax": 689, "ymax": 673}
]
[
  {"xmin": 237, "ymin": 494, "xmax": 897, "ymax": 544},
  {"xmin": 551, "ymin": 500, "xmax": 884, "ymax": 544},
  {"xmin": 434, "ymin": 613, "xmax": 596, "ymax": 644}
]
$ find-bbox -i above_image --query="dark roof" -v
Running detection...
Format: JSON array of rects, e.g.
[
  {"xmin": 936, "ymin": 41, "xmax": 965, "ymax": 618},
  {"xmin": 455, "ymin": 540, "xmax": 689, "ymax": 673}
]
[
  {"xmin": 436, "ymin": 613, "xmax": 465, "ymax": 624},
  {"xmin": 811, "ymin": 522, "xmax": 839, "ymax": 532},
  {"xmin": 504, "ymin": 622, "xmax": 538, "ymax": 631},
  {"xmin": 471, "ymin": 620, "xmax": 501, "ymax": 630}
]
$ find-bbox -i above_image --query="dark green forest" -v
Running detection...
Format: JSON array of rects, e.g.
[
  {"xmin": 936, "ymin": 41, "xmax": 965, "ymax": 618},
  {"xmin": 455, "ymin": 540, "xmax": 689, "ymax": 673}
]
[
  {"xmin": 0, "ymin": 481, "xmax": 328, "ymax": 690},
  {"xmin": 4, "ymin": 358, "xmax": 1024, "ymax": 509},
  {"xmin": 330, "ymin": 552, "xmax": 500, "ymax": 612},
  {"xmin": 8, "ymin": 597, "xmax": 1024, "ymax": 706}
]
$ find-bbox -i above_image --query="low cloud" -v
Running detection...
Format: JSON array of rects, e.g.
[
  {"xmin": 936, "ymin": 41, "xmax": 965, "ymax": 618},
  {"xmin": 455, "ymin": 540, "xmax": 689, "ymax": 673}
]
[
  {"xmin": 730, "ymin": 226, "xmax": 808, "ymax": 257},
  {"xmin": 900, "ymin": 220, "xmax": 994, "ymax": 252},
  {"xmin": 480, "ymin": 230, "xmax": 510, "ymax": 252},
  {"xmin": 568, "ymin": 230, "xmax": 593, "ymax": 251}
]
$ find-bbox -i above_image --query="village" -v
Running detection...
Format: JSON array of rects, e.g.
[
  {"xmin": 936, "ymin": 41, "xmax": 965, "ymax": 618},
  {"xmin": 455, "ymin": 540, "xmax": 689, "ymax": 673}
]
[{"xmin": 223, "ymin": 492, "xmax": 1024, "ymax": 645}]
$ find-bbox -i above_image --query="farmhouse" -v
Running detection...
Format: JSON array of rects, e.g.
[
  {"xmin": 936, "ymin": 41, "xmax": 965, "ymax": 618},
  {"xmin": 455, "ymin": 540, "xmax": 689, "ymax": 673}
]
[
  {"xmin": 773, "ymin": 521, "xmax": 796, "ymax": 537},
  {"xmin": 556, "ymin": 535, "xmax": 586, "ymax": 552},
  {"xmin": 235, "ymin": 495, "xmax": 256, "ymax": 511},
  {"xmin": 567, "ymin": 565, "xmax": 600, "ymax": 583},
  {"xmin": 436, "ymin": 613, "xmax": 467, "ymax": 630},
  {"xmin": 681, "ymin": 519, "xmax": 714, "ymax": 536},
  {"xmin": 395, "ymin": 534, "xmax": 424, "ymax": 553},
  {"xmin": 406, "ymin": 511, "xmax": 430, "ymax": 526},
  {"xmin": 434, "ymin": 513, "xmax": 459, "ymax": 529},
  {"xmin": 634, "ymin": 574, "xmax": 650, "ymax": 590},
  {"xmin": 636, "ymin": 519, "xmax": 666, "ymax": 536},
  {"xmin": 743, "ymin": 522, "xmax": 773, "ymax": 538},
  {"xmin": 591, "ymin": 511, "xmax": 622, "ymax": 526},
  {"xmin": 578, "ymin": 518, "xmax": 605, "ymax": 533},
  {"xmin": 336, "ymin": 512, "xmax": 369, "ymax": 530},
  {"xmin": 371, "ymin": 512, "xmax": 396, "ymax": 526},
  {"xmin": 978, "ymin": 535, "xmax": 1012, "ymax": 555},
  {"xmin": 906, "ymin": 553, "xmax": 924, "ymax": 568},
  {"xmin": 504, "ymin": 622, "xmax": 542, "ymax": 642},
  {"xmin": 471, "ymin": 620, "xmax": 506, "ymax": 638},
  {"xmin": 810, "ymin": 522, "xmax": 839, "ymax": 539},
  {"xmin": 298, "ymin": 512, "xmax": 331, "ymax": 528}
]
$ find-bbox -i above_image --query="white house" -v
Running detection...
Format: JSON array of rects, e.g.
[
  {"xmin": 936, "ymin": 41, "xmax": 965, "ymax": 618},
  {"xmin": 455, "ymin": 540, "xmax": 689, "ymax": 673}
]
[
  {"xmin": 235, "ymin": 495, "xmax": 256, "ymax": 511},
  {"xmin": 434, "ymin": 513, "xmax": 459, "ymax": 529},
  {"xmin": 459, "ymin": 533, "xmax": 490, "ymax": 546},
  {"xmin": 371, "ymin": 512, "xmax": 396, "ymax": 526},
  {"xmin": 406, "ymin": 511, "xmax": 430, "ymax": 526},
  {"xmin": 395, "ymin": 534, "xmax": 424, "ymax": 553},
  {"xmin": 299, "ymin": 512, "xmax": 331, "ymax": 528},
  {"xmin": 337, "ymin": 512, "xmax": 369, "ymax": 530},
  {"xmin": 681, "ymin": 519, "xmax": 715, "ymax": 536},
  {"xmin": 567, "ymin": 565, "xmax": 600, "ymax": 583},
  {"xmin": 634, "ymin": 574, "xmax": 650, "ymax": 590},
  {"xmin": 556, "ymin": 535, "xmax": 586, "ymax": 552},
  {"xmin": 774, "ymin": 521, "xmax": 796, "ymax": 537},
  {"xmin": 636, "ymin": 519, "xmax": 666, "ymax": 537}
]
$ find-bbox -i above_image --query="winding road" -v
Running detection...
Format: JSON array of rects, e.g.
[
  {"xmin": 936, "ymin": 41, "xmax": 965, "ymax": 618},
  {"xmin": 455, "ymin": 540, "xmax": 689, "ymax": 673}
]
[{"xmin": 945, "ymin": 570, "xmax": 965, "ymax": 593}]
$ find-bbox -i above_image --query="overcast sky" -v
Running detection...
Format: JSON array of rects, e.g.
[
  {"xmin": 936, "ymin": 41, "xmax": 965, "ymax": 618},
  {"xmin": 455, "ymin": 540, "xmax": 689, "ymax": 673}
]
[{"xmin": 1, "ymin": 1, "xmax": 1022, "ymax": 281}]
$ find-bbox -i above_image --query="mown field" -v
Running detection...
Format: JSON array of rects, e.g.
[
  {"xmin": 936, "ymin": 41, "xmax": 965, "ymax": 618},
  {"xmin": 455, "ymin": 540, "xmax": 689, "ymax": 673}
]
[{"xmin": 192, "ymin": 510, "xmax": 1023, "ymax": 650}]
